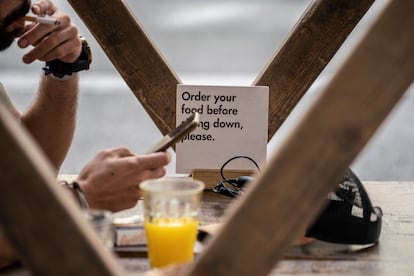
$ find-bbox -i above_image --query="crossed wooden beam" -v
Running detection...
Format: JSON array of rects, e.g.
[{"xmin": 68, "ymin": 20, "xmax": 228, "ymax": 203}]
[
  {"xmin": 0, "ymin": 0, "xmax": 413, "ymax": 275},
  {"xmin": 67, "ymin": 0, "xmax": 374, "ymax": 140}
]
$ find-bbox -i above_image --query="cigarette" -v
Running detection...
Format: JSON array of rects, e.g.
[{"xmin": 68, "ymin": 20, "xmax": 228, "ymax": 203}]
[{"xmin": 22, "ymin": 15, "xmax": 61, "ymax": 26}]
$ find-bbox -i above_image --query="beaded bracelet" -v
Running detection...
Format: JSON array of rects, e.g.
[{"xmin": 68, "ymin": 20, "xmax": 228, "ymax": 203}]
[{"xmin": 60, "ymin": 180, "xmax": 89, "ymax": 210}]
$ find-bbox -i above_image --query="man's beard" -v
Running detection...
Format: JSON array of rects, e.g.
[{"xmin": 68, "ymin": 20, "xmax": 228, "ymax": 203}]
[
  {"xmin": 0, "ymin": 27, "xmax": 23, "ymax": 51},
  {"xmin": 0, "ymin": 0, "xmax": 31, "ymax": 51}
]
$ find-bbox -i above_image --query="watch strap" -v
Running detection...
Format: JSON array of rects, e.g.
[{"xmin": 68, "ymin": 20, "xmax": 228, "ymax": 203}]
[{"xmin": 43, "ymin": 36, "xmax": 92, "ymax": 79}]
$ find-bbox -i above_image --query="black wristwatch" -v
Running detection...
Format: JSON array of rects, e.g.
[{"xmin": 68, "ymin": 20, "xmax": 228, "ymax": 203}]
[{"xmin": 43, "ymin": 36, "xmax": 92, "ymax": 79}]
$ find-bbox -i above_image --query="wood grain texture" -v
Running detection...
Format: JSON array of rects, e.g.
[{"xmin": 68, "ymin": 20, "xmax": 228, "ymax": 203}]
[
  {"xmin": 5, "ymin": 183, "xmax": 414, "ymax": 275},
  {"xmin": 254, "ymin": 0, "xmax": 374, "ymax": 141},
  {"xmin": 269, "ymin": 182, "xmax": 414, "ymax": 275},
  {"xmin": 114, "ymin": 183, "xmax": 414, "ymax": 275},
  {"xmin": 68, "ymin": 0, "xmax": 373, "ymax": 141},
  {"xmin": 67, "ymin": 0, "xmax": 181, "ymax": 136},
  {"xmin": 0, "ymin": 105, "xmax": 123, "ymax": 275},
  {"xmin": 186, "ymin": 1, "xmax": 414, "ymax": 275}
]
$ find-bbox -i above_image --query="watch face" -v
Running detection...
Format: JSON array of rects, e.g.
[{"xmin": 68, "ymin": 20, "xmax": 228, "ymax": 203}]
[{"xmin": 80, "ymin": 36, "xmax": 92, "ymax": 65}]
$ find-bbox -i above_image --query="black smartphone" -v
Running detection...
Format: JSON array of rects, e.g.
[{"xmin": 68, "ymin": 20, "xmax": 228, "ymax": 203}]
[{"xmin": 145, "ymin": 112, "xmax": 200, "ymax": 153}]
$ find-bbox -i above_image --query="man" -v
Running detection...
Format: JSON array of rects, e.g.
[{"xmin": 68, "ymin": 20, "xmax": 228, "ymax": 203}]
[{"xmin": 0, "ymin": 0, "xmax": 170, "ymax": 268}]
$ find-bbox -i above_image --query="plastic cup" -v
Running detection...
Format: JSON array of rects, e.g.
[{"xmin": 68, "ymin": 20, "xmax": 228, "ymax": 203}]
[
  {"xmin": 84, "ymin": 209, "xmax": 114, "ymax": 249},
  {"xmin": 140, "ymin": 178, "xmax": 204, "ymax": 268}
]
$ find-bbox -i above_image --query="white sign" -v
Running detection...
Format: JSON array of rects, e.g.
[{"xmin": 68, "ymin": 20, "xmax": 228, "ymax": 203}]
[{"xmin": 176, "ymin": 84, "xmax": 269, "ymax": 173}]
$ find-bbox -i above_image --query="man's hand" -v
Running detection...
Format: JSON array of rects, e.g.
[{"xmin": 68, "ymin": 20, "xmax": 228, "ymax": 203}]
[
  {"xmin": 17, "ymin": 0, "xmax": 81, "ymax": 64},
  {"xmin": 76, "ymin": 148, "xmax": 171, "ymax": 212}
]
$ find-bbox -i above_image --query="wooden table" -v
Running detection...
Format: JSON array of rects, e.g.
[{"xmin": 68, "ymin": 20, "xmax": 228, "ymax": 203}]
[
  {"xmin": 2, "ymin": 182, "xmax": 414, "ymax": 275},
  {"xmin": 269, "ymin": 181, "xmax": 414, "ymax": 275},
  {"xmin": 115, "ymin": 181, "xmax": 414, "ymax": 275}
]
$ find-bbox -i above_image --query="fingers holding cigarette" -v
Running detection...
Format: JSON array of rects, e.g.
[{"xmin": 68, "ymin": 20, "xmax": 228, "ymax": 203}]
[
  {"xmin": 22, "ymin": 15, "xmax": 60, "ymax": 26},
  {"xmin": 18, "ymin": 11, "xmax": 82, "ymax": 64},
  {"xmin": 17, "ymin": 1, "xmax": 80, "ymax": 64},
  {"xmin": 23, "ymin": 1, "xmax": 59, "ymax": 26},
  {"xmin": 31, "ymin": 0, "xmax": 57, "ymax": 17}
]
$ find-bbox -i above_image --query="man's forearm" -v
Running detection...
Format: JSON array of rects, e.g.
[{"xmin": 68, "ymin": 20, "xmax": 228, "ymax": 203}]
[{"xmin": 22, "ymin": 74, "xmax": 79, "ymax": 171}]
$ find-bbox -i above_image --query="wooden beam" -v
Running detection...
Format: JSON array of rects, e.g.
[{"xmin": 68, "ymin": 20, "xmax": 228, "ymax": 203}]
[
  {"xmin": 67, "ymin": 0, "xmax": 181, "ymax": 136},
  {"xmin": 0, "ymin": 106, "xmax": 123, "ymax": 275},
  {"xmin": 254, "ymin": 0, "xmax": 374, "ymax": 141},
  {"xmin": 67, "ymin": 0, "xmax": 373, "ymax": 141},
  {"xmin": 187, "ymin": 1, "xmax": 414, "ymax": 275}
]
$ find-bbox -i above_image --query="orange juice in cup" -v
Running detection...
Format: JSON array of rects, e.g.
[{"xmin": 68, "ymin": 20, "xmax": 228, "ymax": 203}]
[
  {"xmin": 145, "ymin": 217, "xmax": 198, "ymax": 267},
  {"xmin": 140, "ymin": 178, "xmax": 204, "ymax": 268}
]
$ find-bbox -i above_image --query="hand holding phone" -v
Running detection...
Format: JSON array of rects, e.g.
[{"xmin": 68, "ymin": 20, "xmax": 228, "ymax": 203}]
[{"xmin": 145, "ymin": 112, "xmax": 200, "ymax": 154}]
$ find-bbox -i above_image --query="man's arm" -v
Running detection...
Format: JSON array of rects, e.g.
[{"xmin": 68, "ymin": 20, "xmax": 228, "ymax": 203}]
[
  {"xmin": 17, "ymin": 1, "xmax": 84, "ymax": 171},
  {"xmin": 0, "ymin": 1, "xmax": 85, "ymax": 268},
  {"xmin": 22, "ymin": 75, "xmax": 78, "ymax": 171}
]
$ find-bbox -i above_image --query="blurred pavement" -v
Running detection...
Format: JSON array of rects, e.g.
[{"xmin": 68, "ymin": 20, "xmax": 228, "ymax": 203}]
[{"xmin": 1, "ymin": 0, "xmax": 413, "ymax": 181}]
